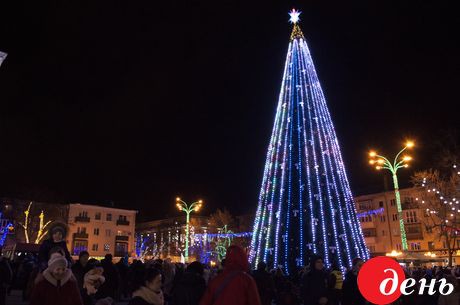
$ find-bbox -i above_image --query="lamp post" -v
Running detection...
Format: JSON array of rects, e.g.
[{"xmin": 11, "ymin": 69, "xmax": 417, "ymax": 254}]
[
  {"xmin": 176, "ymin": 197, "xmax": 203, "ymax": 262},
  {"xmin": 368, "ymin": 141, "xmax": 414, "ymax": 251}
]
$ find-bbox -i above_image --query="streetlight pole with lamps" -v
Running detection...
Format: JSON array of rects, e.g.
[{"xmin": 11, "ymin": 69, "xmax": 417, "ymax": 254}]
[
  {"xmin": 368, "ymin": 141, "xmax": 414, "ymax": 251},
  {"xmin": 176, "ymin": 197, "xmax": 203, "ymax": 262}
]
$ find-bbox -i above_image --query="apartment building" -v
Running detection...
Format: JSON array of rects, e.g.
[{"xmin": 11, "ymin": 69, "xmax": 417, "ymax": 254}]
[
  {"xmin": 354, "ymin": 187, "xmax": 459, "ymax": 264},
  {"xmin": 136, "ymin": 215, "xmax": 210, "ymax": 260},
  {"xmin": 67, "ymin": 203, "xmax": 137, "ymax": 258}
]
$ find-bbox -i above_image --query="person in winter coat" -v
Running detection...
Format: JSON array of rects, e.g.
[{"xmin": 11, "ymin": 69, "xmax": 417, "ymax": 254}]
[
  {"xmin": 81, "ymin": 259, "xmax": 104, "ymax": 305},
  {"xmin": 116, "ymin": 256, "xmax": 130, "ymax": 299},
  {"xmin": 199, "ymin": 245, "xmax": 261, "ymax": 305},
  {"xmin": 129, "ymin": 267, "xmax": 164, "ymax": 305},
  {"xmin": 273, "ymin": 268, "xmax": 299, "ymax": 305},
  {"xmin": 171, "ymin": 261, "xmax": 206, "ymax": 305},
  {"xmin": 38, "ymin": 224, "xmax": 72, "ymax": 271},
  {"xmin": 30, "ymin": 252, "xmax": 83, "ymax": 305},
  {"xmin": 0, "ymin": 256, "xmax": 12, "ymax": 305},
  {"xmin": 84, "ymin": 264, "xmax": 105, "ymax": 295},
  {"xmin": 252, "ymin": 261, "xmax": 276, "ymax": 305},
  {"xmin": 302, "ymin": 256, "xmax": 330, "ymax": 305},
  {"xmin": 97, "ymin": 254, "xmax": 120, "ymax": 299},
  {"xmin": 342, "ymin": 257, "xmax": 366, "ymax": 305},
  {"xmin": 72, "ymin": 251, "xmax": 90, "ymax": 292},
  {"xmin": 162, "ymin": 258, "xmax": 176, "ymax": 298},
  {"xmin": 437, "ymin": 275, "xmax": 460, "ymax": 305},
  {"xmin": 328, "ymin": 263, "xmax": 343, "ymax": 305}
]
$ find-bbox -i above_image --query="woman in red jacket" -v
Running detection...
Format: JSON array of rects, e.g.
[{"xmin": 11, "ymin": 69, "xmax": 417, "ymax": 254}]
[
  {"xmin": 200, "ymin": 245, "xmax": 261, "ymax": 305},
  {"xmin": 30, "ymin": 253, "xmax": 83, "ymax": 305}
]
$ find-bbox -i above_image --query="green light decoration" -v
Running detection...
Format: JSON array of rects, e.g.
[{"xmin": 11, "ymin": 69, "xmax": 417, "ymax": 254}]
[
  {"xmin": 368, "ymin": 141, "xmax": 415, "ymax": 251},
  {"xmin": 176, "ymin": 197, "xmax": 203, "ymax": 262},
  {"xmin": 215, "ymin": 224, "xmax": 234, "ymax": 262}
]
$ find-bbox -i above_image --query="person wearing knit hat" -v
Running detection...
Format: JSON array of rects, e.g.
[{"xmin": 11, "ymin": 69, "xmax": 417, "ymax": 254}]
[
  {"xmin": 47, "ymin": 252, "xmax": 68, "ymax": 274},
  {"xmin": 30, "ymin": 253, "xmax": 83, "ymax": 305}
]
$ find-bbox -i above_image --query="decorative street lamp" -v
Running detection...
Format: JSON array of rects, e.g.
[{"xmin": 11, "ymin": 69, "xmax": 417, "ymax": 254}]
[
  {"xmin": 176, "ymin": 197, "xmax": 203, "ymax": 262},
  {"xmin": 368, "ymin": 141, "xmax": 414, "ymax": 251}
]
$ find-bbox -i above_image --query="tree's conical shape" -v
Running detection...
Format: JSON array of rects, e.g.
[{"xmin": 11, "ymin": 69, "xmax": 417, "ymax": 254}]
[{"xmin": 250, "ymin": 19, "xmax": 369, "ymax": 274}]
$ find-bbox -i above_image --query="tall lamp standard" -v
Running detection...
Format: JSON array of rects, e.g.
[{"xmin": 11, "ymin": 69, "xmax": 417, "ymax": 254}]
[
  {"xmin": 368, "ymin": 141, "xmax": 414, "ymax": 251},
  {"xmin": 176, "ymin": 197, "xmax": 203, "ymax": 262}
]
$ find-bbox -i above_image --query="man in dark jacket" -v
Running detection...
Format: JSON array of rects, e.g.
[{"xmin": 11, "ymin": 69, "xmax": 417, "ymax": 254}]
[
  {"xmin": 252, "ymin": 261, "xmax": 275, "ymax": 305},
  {"xmin": 0, "ymin": 256, "xmax": 12, "ymax": 305},
  {"xmin": 199, "ymin": 245, "xmax": 261, "ymax": 305},
  {"xmin": 302, "ymin": 256, "xmax": 330, "ymax": 305},
  {"xmin": 72, "ymin": 251, "xmax": 90, "ymax": 292},
  {"xmin": 97, "ymin": 254, "xmax": 120, "ymax": 300},
  {"xmin": 116, "ymin": 256, "xmax": 129, "ymax": 299},
  {"xmin": 342, "ymin": 257, "xmax": 366, "ymax": 305},
  {"xmin": 172, "ymin": 261, "xmax": 206, "ymax": 305}
]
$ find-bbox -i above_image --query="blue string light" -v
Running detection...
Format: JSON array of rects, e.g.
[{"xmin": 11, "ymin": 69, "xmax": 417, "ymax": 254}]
[
  {"xmin": 0, "ymin": 223, "xmax": 13, "ymax": 247},
  {"xmin": 356, "ymin": 208, "xmax": 385, "ymax": 218},
  {"xmin": 250, "ymin": 11, "xmax": 369, "ymax": 273},
  {"xmin": 194, "ymin": 232, "xmax": 252, "ymax": 238}
]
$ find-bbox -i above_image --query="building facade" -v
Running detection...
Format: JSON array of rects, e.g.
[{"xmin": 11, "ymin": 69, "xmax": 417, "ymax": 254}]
[
  {"xmin": 354, "ymin": 187, "xmax": 459, "ymax": 264},
  {"xmin": 136, "ymin": 215, "xmax": 210, "ymax": 261},
  {"xmin": 67, "ymin": 203, "xmax": 137, "ymax": 258}
]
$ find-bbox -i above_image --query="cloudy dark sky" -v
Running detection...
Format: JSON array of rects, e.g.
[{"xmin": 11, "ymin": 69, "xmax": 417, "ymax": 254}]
[{"xmin": 0, "ymin": 1, "xmax": 458, "ymax": 220}]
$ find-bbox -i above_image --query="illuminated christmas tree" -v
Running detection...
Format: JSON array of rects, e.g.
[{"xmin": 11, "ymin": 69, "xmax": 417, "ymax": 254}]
[{"xmin": 250, "ymin": 10, "xmax": 369, "ymax": 274}]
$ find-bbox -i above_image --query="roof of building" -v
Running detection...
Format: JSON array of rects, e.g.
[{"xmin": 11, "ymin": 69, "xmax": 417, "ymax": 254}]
[
  {"xmin": 354, "ymin": 186, "xmax": 424, "ymax": 200},
  {"xmin": 69, "ymin": 203, "xmax": 138, "ymax": 213}
]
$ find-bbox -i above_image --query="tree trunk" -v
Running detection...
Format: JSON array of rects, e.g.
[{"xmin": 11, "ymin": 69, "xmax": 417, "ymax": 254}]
[{"xmin": 446, "ymin": 234, "xmax": 453, "ymax": 267}]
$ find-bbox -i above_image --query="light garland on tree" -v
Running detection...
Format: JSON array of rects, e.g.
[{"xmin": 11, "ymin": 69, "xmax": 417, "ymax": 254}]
[
  {"xmin": 250, "ymin": 9, "xmax": 368, "ymax": 274},
  {"xmin": 0, "ymin": 223, "xmax": 13, "ymax": 247},
  {"xmin": 0, "ymin": 212, "xmax": 13, "ymax": 247},
  {"xmin": 18, "ymin": 202, "xmax": 53, "ymax": 244},
  {"xmin": 416, "ymin": 165, "xmax": 460, "ymax": 232}
]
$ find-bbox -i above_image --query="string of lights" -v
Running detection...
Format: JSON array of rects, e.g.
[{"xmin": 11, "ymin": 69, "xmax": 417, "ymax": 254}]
[
  {"xmin": 194, "ymin": 232, "xmax": 253, "ymax": 238},
  {"xmin": 416, "ymin": 166, "xmax": 460, "ymax": 229},
  {"xmin": 250, "ymin": 9, "xmax": 368, "ymax": 274},
  {"xmin": 356, "ymin": 208, "xmax": 385, "ymax": 218}
]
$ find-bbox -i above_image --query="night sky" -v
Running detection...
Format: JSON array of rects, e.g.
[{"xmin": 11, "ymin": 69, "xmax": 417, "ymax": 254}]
[{"xmin": 0, "ymin": 1, "xmax": 458, "ymax": 221}]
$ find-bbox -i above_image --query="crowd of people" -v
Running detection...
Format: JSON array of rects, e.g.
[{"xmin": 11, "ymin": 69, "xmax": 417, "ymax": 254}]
[{"xmin": 1, "ymin": 224, "xmax": 460, "ymax": 305}]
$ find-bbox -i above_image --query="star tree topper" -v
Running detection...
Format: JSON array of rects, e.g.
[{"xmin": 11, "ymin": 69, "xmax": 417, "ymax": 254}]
[
  {"xmin": 289, "ymin": 9, "xmax": 304, "ymax": 41},
  {"xmin": 289, "ymin": 9, "xmax": 301, "ymax": 24}
]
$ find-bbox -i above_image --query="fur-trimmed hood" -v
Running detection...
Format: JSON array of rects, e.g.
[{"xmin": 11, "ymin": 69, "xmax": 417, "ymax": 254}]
[
  {"xmin": 46, "ymin": 222, "xmax": 69, "ymax": 239},
  {"xmin": 42, "ymin": 268, "xmax": 74, "ymax": 287}
]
